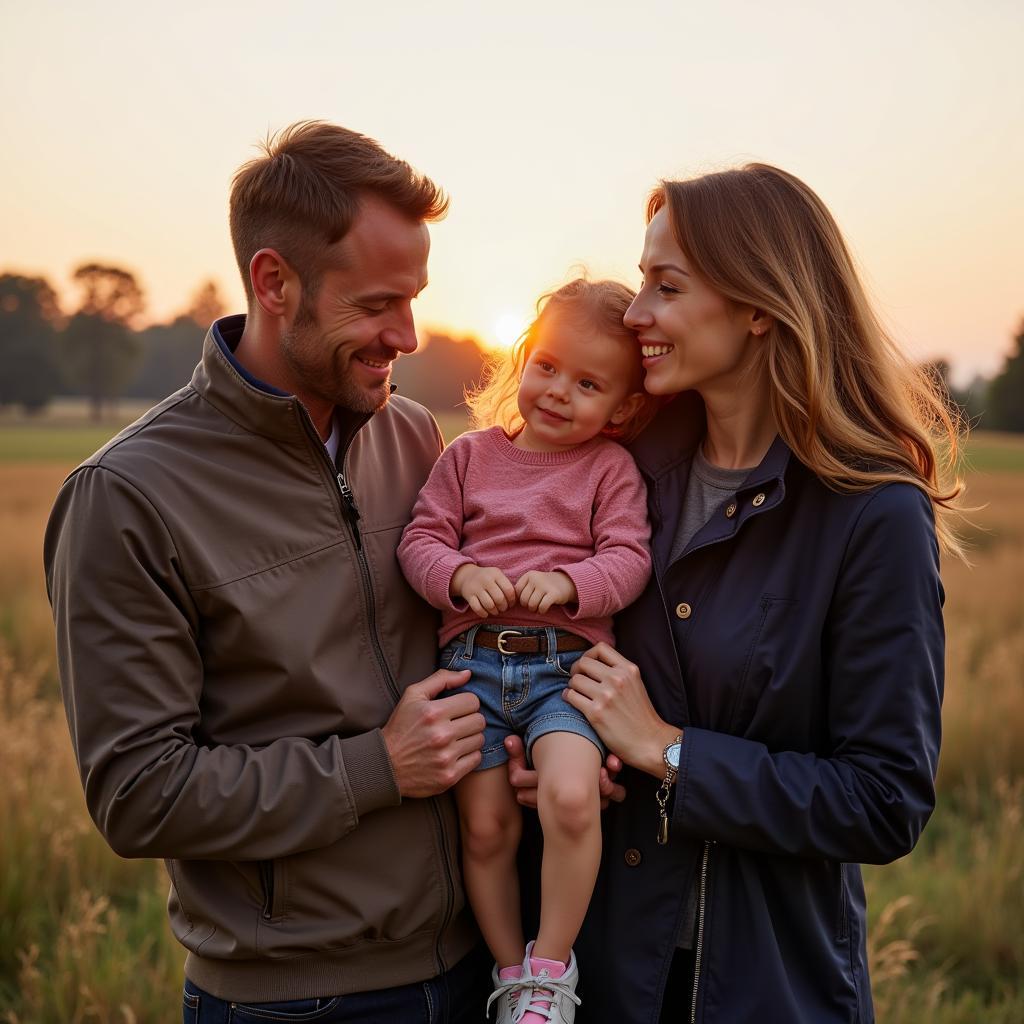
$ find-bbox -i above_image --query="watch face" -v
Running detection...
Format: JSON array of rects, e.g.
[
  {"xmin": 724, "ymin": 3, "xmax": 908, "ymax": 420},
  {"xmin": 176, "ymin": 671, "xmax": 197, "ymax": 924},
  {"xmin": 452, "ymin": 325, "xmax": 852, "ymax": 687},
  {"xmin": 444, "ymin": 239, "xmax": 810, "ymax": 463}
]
[{"xmin": 665, "ymin": 742, "xmax": 682, "ymax": 770}]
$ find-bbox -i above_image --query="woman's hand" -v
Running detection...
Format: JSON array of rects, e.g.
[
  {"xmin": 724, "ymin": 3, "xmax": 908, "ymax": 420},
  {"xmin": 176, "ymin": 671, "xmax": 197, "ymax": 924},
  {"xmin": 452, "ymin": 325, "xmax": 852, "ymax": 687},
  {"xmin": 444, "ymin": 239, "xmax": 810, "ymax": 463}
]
[
  {"xmin": 504, "ymin": 735, "xmax": 626, "ymax": 808},
  {"xmin": 564, "ymin": 642, "xmax": 681, "ymax": 779}
]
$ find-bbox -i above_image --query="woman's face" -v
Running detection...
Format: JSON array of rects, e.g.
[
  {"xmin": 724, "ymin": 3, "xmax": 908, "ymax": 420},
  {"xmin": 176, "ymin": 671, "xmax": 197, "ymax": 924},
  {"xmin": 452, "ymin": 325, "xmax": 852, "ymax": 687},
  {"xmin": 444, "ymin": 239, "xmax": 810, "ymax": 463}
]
[{"xmin": 625, "ymin": 209, "xmax": 759, "ymax": 397}]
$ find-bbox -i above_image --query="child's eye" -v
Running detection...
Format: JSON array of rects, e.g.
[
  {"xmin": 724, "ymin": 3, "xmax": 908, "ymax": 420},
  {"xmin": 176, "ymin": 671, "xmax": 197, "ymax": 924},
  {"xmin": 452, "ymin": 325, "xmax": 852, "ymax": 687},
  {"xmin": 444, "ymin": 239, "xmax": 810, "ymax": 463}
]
[
  {"xmin": 537, "ymin": 361, "xmax": 555, "ymax": 373},
  {"xmin": 579, "ymin": 380, "xmax": 598, "ymax": 391}
]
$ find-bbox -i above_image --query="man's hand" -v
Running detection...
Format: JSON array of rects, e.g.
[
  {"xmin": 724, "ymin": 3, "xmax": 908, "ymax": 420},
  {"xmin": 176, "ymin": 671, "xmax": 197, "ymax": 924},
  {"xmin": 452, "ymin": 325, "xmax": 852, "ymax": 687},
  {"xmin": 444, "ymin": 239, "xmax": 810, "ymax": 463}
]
[
  {"xmin": 382, "ymin": 669, "xmax": 485, "ymax": 797},
  {"xmin": 451, "ymin": 563, "xmax": 517, "ymax": 618},
  {"xmin": 504, "ymin": 735, "xmax": 626, "ymax": 809},
  {"xmin": 515, "ymin": 570, "xmax": 577, "ymax": 613}
]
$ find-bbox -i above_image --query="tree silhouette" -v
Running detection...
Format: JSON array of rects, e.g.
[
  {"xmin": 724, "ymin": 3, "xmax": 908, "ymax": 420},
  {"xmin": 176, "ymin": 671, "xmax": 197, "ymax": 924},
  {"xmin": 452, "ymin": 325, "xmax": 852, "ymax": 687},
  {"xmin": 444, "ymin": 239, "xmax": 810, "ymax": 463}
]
[
  {"xmin": 986, "ymin": 318, "xmax": 1024, "ymax": 432},
  {"xmin": 0, "ymin": 273, "xmax": 63, "ymax": 412},
  {"xmin": 391, "ymin": 332, "xmax": 486, "ymax": 412},
  {"xmin": 125, "ymin": 280, "xmax": 228, "ymax": 399},
  {"xmin": 183, "ymin": 279, "xmax": 227, "ymax": 328},
  {"xmin": 58, "ymin": 263, "xmax": 145, "ymax": 420}
]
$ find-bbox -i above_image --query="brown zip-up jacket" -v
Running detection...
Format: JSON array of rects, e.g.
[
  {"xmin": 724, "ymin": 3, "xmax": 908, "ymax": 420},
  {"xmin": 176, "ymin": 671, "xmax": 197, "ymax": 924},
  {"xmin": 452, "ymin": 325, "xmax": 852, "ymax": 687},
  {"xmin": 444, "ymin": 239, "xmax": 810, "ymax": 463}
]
[{"xmin": 44, "ymin": 316, "xmax": 477, "ymax": 1001}]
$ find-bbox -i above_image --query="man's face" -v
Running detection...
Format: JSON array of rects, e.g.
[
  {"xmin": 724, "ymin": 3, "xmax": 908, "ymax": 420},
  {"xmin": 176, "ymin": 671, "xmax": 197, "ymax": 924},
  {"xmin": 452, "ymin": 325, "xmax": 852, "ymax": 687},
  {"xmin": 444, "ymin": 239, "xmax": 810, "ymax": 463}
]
[{"xmin": 281, "ymin": 194, "xmax": 430, "ymax": 414}]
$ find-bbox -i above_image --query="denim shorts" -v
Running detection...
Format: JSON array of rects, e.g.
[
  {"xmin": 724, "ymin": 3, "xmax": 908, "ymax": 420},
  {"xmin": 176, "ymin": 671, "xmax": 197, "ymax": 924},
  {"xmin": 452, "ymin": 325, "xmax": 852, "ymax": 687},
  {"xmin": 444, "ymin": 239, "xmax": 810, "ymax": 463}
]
[{"xmin": 441, "ymin": 624, "xmax": 605, "ymax": 771}]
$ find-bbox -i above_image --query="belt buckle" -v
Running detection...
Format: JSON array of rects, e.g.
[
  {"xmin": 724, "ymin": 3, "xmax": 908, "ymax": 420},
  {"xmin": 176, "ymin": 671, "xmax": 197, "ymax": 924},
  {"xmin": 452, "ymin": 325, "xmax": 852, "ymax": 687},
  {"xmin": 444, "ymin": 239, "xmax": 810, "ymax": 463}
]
[{"xmin": 496, "ymin": 629, "xmax": 523, "ymax": 655}]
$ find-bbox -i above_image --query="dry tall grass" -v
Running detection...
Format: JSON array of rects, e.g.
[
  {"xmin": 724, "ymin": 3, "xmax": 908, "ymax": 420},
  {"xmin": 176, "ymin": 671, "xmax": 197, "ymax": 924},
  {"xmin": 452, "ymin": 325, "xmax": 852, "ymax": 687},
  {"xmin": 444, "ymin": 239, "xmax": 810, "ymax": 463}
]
[{"xmin": 1, "ymin": 458, "xmax": 1021, "ymax": 1021}]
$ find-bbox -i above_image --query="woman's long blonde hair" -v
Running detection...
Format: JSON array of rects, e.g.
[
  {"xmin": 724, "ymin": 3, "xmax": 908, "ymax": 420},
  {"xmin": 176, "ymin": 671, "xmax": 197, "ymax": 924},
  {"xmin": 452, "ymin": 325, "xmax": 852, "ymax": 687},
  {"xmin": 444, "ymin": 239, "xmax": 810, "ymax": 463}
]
[
  {"xmin": 651, "ymin": 165, "xmax": 966, "ymax": 559},
  {"xmin": 466, "ymin": 278, "xmax": 655, "ymax": 443}
]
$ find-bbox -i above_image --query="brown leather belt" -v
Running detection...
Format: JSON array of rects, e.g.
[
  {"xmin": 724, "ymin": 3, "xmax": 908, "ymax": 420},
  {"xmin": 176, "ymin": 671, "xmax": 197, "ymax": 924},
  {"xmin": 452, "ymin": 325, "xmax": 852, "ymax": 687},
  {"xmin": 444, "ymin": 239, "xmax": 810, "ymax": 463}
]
[{"xmin": 459, "ymin": 629, "xmax": 591, "ymax": 655}]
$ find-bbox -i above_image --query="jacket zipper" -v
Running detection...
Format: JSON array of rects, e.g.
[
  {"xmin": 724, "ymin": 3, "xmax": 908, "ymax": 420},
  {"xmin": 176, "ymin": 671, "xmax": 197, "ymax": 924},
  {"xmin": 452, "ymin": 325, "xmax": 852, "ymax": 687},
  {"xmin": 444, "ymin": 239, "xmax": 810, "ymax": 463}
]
[
  {"xmin": 837, "ymin": 863, "xmax": 849, "ymax": 941},
  {"xmin": 690, "ymin": 841, "xmax": 712, "ymax": 1024},
  {"xmin": 318, "ymin": 416, "xmax": 455, "ymax": 975}
]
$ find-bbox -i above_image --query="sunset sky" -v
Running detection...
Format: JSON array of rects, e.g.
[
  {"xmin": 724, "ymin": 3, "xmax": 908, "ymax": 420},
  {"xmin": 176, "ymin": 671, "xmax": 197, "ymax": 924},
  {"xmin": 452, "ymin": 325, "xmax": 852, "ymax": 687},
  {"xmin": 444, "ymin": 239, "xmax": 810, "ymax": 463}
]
[{"xmin": 2, "ymin": 0, "xmax": 1022, "ymax": 383}]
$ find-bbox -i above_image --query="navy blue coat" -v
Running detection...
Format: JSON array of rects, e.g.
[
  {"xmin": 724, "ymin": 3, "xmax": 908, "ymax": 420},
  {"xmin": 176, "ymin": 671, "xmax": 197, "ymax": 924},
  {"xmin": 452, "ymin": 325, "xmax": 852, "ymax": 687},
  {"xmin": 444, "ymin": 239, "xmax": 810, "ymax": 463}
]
[{"xmin": 575, "ymin": 395, "xmax": 945, "ymax": 1023}]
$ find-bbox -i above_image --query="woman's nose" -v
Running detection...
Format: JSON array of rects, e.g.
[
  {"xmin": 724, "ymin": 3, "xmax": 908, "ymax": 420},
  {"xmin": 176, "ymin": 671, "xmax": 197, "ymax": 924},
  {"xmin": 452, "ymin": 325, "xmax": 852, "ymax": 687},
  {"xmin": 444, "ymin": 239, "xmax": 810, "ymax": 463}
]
[{"xmin": 624, "ymin": 295, "xmax": 650, "ymax": 330}]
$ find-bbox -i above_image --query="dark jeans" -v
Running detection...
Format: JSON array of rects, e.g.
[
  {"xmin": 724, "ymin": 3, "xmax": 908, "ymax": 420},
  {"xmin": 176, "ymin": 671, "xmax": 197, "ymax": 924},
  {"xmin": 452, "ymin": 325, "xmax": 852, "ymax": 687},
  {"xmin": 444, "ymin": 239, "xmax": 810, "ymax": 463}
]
[{"xmin": 183, "ymin": 945, "xmax": 491, "ymax": 1024}]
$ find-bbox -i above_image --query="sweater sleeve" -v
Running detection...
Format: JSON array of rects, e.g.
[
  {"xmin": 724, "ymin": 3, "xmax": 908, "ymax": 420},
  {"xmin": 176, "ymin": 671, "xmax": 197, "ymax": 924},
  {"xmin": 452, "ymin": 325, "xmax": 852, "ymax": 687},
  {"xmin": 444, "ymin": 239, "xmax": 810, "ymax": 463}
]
[
  {"xmin": 555, "ymin": 450, "xmax": 652, "ymax": 620},
  {"xmin": 44, "ymin": 465, "xmax": 399, "ymax": 863},
  {"xmin": 670, "ymin": 483, "xmax": 944, "ymax": 864},
  {"xmin": 397, "ymin": 441, "xmax": 474, "ymax": 611}
]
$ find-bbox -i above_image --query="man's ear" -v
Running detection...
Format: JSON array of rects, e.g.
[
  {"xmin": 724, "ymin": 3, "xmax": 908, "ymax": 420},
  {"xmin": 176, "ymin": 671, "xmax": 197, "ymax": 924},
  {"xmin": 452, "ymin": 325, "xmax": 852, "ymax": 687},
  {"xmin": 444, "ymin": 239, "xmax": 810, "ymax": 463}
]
[
  {"xmin": 609, "ymin": 391, "xmax": 646, "ymax": 426},
  {"xmin": 249, "ymin": 248, "xmax": 296, "ymax": 318}
]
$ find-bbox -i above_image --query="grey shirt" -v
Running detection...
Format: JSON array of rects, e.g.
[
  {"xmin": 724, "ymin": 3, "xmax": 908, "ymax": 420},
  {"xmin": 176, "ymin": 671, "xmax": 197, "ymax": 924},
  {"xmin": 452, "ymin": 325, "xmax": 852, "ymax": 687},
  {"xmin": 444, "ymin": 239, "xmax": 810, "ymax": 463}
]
[{"xmin": 671, "ymin": 446, "xmax": 753, "ymax": 948}]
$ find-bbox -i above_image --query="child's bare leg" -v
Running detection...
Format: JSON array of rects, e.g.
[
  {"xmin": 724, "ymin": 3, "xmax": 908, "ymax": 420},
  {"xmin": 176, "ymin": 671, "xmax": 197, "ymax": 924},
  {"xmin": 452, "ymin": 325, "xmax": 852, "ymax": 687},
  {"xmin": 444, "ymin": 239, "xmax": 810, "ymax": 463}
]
[
  {"xmin": 455, "ymin": 764, "xmax": 525, "ymax": 969},
  {"xmin": 530, "ymin": 732, "xmax": 603, "ymax": 963}
]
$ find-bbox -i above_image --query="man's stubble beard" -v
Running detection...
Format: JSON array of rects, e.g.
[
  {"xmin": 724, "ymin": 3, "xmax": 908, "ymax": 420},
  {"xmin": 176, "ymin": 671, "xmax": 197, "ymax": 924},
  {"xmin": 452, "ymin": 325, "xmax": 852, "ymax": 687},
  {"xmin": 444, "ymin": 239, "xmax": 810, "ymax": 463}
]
[{"xmin": 282, "ymin": 300, "xmax": 391, "ymax": 416}]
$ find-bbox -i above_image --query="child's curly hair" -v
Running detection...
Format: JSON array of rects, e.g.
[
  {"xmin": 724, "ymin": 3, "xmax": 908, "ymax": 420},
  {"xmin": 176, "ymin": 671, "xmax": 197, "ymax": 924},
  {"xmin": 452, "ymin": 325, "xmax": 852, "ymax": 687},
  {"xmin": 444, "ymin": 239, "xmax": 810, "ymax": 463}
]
[{"xmin": 466, "ymin": 278, "xmax": 657, "ymax": 443}]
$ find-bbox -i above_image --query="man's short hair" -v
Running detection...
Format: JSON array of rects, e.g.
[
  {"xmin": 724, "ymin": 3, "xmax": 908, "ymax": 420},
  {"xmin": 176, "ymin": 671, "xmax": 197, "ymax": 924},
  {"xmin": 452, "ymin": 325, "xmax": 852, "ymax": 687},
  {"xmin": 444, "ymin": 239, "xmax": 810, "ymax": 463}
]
[{"xmin": 229, "ymin": 121, "xmax": 448, "ymax": 301}]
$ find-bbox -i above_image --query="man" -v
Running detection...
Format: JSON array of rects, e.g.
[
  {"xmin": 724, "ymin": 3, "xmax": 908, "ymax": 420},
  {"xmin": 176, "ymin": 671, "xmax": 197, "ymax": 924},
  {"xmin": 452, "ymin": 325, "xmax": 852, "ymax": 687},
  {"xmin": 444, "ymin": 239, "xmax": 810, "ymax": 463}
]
[{"xmin": 45, "ymin": 121, "xmax": 489, "ymax": 1021}]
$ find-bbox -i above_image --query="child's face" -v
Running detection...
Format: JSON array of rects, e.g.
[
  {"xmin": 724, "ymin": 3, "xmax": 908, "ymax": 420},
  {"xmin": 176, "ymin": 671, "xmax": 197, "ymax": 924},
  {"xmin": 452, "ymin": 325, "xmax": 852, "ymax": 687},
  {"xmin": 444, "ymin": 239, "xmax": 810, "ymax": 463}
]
[{"xmin": 516, "ymin": 308, "xmax": 642, "ymax": 452}]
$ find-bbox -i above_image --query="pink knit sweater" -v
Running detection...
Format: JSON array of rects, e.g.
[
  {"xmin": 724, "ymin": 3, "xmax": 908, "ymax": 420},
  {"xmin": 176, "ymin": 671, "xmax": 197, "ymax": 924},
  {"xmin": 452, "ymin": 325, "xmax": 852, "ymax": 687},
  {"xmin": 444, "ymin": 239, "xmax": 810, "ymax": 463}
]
[{"xmin": 397, "ymin": 427, "xmax": 651, "ymax": 646}]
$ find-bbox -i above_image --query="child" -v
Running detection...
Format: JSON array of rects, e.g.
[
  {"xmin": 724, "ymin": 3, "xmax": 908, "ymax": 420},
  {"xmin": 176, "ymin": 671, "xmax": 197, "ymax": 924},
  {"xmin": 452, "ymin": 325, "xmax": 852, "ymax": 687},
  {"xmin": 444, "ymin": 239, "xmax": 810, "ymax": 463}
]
[{"xmin": 397, "ymin": 279, "xmax": 653, "ymax": 1023}]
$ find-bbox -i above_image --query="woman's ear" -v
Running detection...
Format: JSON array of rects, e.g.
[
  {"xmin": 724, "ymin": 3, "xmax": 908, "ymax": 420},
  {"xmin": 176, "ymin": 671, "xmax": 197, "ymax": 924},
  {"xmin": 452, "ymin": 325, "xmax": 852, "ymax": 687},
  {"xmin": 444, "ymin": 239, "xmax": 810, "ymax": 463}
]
[
  {"xmin": 609, "ymin": 391, "xmax": 646, "ymax": 427},
  {"xmin": 749, "ymin": 308, "xmax": 774, "ymax": 337}
]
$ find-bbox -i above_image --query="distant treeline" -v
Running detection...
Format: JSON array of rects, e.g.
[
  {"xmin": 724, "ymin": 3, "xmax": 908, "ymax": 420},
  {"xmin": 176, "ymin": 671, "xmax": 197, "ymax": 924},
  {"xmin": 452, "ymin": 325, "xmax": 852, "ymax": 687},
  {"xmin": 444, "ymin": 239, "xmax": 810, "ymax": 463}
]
[
  {"xmin": 1, "ymin": 266, "xmax": 1021, "ymax": 431},
  {"xmin": 0, "ymin": 266, "xmax": 488, "ymax": 420}
]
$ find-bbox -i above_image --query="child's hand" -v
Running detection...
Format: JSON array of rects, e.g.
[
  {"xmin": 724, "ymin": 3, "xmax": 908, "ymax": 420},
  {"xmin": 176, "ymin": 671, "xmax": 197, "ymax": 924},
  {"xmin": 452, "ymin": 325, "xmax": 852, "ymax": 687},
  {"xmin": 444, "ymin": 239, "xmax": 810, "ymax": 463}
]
[
  {"xmin": 514, "ymin": 570, "xmax": 578, "ymax": 613},
  {"xmin": 450, "ymin": 563, "xmax": 517, "ymax": 618}
]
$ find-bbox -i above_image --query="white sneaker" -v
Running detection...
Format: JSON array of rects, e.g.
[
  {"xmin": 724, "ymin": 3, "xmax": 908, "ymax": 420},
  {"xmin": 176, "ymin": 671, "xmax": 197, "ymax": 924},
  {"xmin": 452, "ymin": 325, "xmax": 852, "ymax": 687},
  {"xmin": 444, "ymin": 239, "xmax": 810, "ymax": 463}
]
[
  {"xmin": 485, "ymin": 962, "xmax": 527, "ymax": 1023},
  {"xmin": 515, "ymin": 942, "xmax": 582, "ymax": 1024}
]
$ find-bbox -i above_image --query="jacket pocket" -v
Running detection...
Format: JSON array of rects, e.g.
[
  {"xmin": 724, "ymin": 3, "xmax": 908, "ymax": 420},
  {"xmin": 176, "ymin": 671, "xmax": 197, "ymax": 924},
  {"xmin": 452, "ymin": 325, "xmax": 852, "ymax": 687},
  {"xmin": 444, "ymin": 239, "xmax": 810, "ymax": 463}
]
[
  {"xmin": 259, "ymin": 859, "xmax": 288, "ymax": 922},
  {"xmin": 726, "ymin": 594, "xmax": 799, "ymax": 734}
]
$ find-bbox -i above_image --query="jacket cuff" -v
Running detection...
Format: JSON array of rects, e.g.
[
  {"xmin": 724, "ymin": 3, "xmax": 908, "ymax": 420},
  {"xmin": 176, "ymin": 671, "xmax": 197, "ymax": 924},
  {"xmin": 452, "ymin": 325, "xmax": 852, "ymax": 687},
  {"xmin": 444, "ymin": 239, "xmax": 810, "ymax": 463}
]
[
  {"xmin": 425, "ymin": 554, "xmax": 474, "ymax": 610},
  {"xmin": 555, "ymin": 562, "xmax": 603, "ymax": 619},
  {"xmin": 341, "ymin": 729, "xmax": 401, "ymax": 818}
]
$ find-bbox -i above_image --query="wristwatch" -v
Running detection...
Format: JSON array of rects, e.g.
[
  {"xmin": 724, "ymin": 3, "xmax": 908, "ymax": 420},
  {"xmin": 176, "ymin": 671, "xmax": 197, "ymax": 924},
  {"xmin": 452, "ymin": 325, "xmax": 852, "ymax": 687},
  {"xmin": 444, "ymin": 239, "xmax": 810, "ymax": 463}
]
[
  {"xmin": 656, "ymin": 733, "xmax": 683, "ymax": 846},
  {"xmin": 663, "ymin": 736, "xmax": 683, "ymax": 773}
]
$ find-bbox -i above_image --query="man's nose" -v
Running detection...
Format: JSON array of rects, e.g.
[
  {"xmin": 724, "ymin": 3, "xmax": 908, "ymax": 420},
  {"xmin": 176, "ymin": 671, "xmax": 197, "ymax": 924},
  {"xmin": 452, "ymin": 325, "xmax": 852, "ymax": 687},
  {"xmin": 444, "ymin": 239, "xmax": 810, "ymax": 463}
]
[{"xmin": 380, "ymin": 305, "xmax": 418, "ymax": 354}]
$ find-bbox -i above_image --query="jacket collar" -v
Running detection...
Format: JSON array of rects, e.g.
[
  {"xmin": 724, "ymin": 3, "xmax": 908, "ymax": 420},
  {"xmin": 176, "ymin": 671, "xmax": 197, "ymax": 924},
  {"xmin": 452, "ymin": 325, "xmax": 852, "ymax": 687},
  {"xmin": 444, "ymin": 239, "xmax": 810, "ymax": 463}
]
[
  {"xmin": 191, "ymin": 314, "xmax": 375, "ymax": 448},
  {"xmin": 630, "ymin": 391, "xmax": 794, "ymax": 568},
  {"xmin": 629, "ymin": 390, "xmax": 793, "ymax": 490}
]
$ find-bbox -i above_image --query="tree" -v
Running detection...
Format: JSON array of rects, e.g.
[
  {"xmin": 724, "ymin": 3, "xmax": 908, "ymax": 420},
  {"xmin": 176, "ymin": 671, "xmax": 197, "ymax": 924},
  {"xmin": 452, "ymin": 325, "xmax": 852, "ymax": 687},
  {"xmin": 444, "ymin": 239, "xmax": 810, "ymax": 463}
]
[
  {"xmin": 183, "ymin": 279, "xmax": 227, "ymax": 328},
  {"xmin": 127, "ymin": 318, "xmax": 205, "ymax": 399},
  {"xmin": 125, "ymin": 279, "xmax": 229, "ymax": 399},
  {"xmin": 390, "ymin": 332, "xmax": 486, "ymax": 412},
  {"xmin": 0, "ymin": 273, "xmax": 63, "ymax": 412},
  {"xmin": 985, "ymin": 318, "xmax": 1024, "ymax": 432},
  {"xmin": 58, "ymin": 263, "xmax": 145, "ymax": 420}
]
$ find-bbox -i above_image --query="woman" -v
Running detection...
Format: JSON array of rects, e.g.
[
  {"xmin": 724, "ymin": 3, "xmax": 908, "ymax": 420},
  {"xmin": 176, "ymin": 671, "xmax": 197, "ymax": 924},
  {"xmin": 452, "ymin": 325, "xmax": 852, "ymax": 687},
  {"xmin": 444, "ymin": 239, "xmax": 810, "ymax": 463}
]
[{"xmin": 509, "ymin": 164, "xmax": 961, "ymax": 1023}]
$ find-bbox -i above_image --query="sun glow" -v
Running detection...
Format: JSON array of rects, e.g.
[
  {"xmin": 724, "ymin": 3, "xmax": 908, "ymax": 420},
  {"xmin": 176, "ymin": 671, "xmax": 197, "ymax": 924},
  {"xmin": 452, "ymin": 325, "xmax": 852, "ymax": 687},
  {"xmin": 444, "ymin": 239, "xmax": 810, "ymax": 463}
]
[{"xmin": 486, "ymin": 312, "xmax": 530, "ymax": 352}]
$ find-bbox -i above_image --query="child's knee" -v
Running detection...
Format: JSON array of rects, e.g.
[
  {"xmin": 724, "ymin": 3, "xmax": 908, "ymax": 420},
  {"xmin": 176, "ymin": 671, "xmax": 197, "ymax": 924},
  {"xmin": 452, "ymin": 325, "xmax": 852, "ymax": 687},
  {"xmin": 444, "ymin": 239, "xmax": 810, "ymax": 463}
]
[
  {"xmin": 540, "ymin": 775, "xmax": 599, "ymax": 838},
  {"xmin": 461, "ymin": 807, "xmax": 522, "ymax": 861}
]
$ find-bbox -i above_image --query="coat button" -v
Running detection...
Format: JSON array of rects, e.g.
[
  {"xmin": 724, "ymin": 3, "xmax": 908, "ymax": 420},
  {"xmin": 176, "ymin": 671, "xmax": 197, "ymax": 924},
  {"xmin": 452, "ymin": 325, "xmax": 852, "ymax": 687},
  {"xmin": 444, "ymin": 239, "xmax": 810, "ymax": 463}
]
[
  {"xmin": 725, "ymin": 502, "xmax": 737, "ymax": 518},
  {"xmin": 675, "ymin": 602, "xmax": 692, "ymax": 619},
  {"xmin": 624, "ymin": 848, "xmax": 642, "ymax": 867},
  {"xmin": 752, "ymin": 492, "xmax": 766, "ymax": 507}
]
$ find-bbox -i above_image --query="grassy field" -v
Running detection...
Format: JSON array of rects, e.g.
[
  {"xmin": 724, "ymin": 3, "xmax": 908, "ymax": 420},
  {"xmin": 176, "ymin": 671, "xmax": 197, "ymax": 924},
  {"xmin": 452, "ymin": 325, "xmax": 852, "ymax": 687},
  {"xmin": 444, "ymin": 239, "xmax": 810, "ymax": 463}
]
[{"xmin": 0, "ymin": 423, "xmax": 1021, "ymax": 1022}]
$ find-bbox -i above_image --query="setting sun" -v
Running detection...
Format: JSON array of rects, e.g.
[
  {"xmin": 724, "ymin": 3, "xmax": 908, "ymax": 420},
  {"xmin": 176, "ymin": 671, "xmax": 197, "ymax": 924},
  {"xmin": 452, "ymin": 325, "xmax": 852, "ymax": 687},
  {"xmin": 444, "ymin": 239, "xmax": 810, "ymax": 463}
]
[{"xmin": 487, "ymin": 312, "xmax": 530, "ymax": 352}]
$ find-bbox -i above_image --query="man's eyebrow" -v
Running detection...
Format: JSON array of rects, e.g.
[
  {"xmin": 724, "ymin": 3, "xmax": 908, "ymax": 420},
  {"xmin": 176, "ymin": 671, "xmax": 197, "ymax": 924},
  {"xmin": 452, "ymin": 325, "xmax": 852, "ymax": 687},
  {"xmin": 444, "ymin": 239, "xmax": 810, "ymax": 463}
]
[
  {"xmin": 356, "ymin": 281, "xmax": 429, "ymax": 303},
  {"xmin": 639, "ymin": 263, "xmax": 690, "ymax": 277}
]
